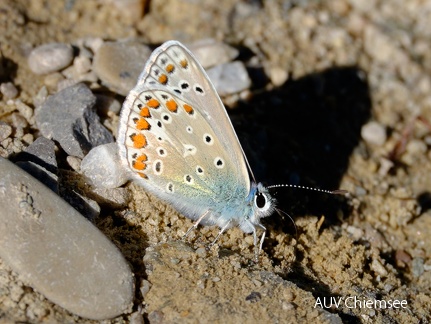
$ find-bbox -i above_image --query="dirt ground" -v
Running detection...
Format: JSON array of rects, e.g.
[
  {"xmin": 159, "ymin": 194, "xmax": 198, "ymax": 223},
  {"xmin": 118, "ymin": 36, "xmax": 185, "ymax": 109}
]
[{"xmin": 1, "ymin": 0, "xmax": 431, "ymax": 323}]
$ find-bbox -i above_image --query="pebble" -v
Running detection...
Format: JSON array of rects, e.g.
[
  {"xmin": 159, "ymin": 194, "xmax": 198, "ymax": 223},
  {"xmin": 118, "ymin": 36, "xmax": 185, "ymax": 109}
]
[
  {"xmin": 35, "ymin": 83, "xmax": 114, "ymax": 158},
  {"xmin": 0, "ymin": 157, "xmax": 134, "ymax": 319},
  {"xmin": 28, "ymin": 43, "xmax": 74, "ymax": 75},
  {"xmin": 33, "ymin": 86, "xmax": 49, "ymax": 109},
  {"xmin": 412, "ymin": 257, "xmax": 424, "ymax": 277},
  {"xmin": 361, "ymin": 121, "xmax": 387, "ymax": 146},
  {"xmin": 0, "ymin": 122, "xmax": 12, "ymax": 142},
  {"xmin": 66, "ymin": 155, "xmax": 82, "ymax": 171},
  {"xmin": 188, "ymin": 38, "xmax": 239, "ymax": 69},
  {"xmin": 370, "ymin": 258, "xmax": 388, "ymax": 277},
  {"xmin": 43, "ymin": 72, "xmax": 65, "ymax": 91},
  {"xmin": 87, "ymin": 186, "xmax": 131, "ymax": 209},
  {"xmin": 14, "ymin": 137, "xmax": 59, "ymax": 193},
  {"xmin": 93, "ymin": 41, "xmax": 152, "ymax": 96},
  {"xmin": 268, "ymin": 67, "xmax": 288, "ymax": 87},
  {"xmin": 81, "ymin": 143, "xmax": 129, "ymax": 189},
  {"xmin": 15, "ymin": 99, "xmax": 34, "ymax": 123},
  {"xmin": 207, "ymin": 61, "xmax": 251, "ymax": 96},
  {"xmin": 0, "ymin": 82, "xmax": 19, "ymax": 99}
]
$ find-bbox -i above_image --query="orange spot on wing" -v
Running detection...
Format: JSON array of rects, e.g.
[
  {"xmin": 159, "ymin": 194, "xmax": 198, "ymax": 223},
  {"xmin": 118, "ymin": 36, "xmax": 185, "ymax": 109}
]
[
  {"xmin": 131, "ymin": 133, "xmax": 147, "ymax": 148},
  {"xmin": 166, "ymin": 64, "xmax": 175, "ymax": 73},
  {"xmin": 166, "ymin": 99, "xmax": 178, "ymax": 112},
  {"xmin": 133, "ymin": 154, "xmax": 148, "ymax": 171},
  {"xmin": 137, "ymin": 172, "xmax": 148, "ymax": 179},
  {"xmin": 183, "ymin": 104, "xmax": 194, "ymax": 114},
  {"xmin": 158, "ymin": 74, "xmax": 168, "ymax": 85},
  {"xmin": 180, "ymin": 59, "xmax": 188, "ymax": 69},
  {"xmin": 137, "ymin": 154, "xmax": 147, "ymax": 162},
  {"xmin": 136, "ymin": 118, "xmax": 150, "ymax": 130},
  {"xmin": 140, "ymin": 107, "xmax": 151, "ymax": 117},
  {"xmin": 147, "ymin": 99, "xmax": 160, "ymax": 108}
]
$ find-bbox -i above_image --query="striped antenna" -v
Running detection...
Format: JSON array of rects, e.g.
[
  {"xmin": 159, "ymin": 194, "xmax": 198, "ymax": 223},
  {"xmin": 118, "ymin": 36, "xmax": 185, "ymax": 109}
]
[{"xmin": 267, "ymin": 184, "xmax": 348, "ymax": 196}]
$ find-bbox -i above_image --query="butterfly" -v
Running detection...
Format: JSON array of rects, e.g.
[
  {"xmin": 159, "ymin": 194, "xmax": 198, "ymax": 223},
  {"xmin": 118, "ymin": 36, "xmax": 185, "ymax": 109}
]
[{"xmin": 117, "ymin": 41, "xmax": 342, "ymax": 260}]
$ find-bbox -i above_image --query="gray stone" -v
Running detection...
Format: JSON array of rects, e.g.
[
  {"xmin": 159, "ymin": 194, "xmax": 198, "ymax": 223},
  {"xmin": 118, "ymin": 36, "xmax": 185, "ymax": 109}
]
[
  {"xmin": 207, "ymin": 61, "xmax": 251, "ymax": 96},
  {"xmin": 0, "ymin": 157, "xmax": 134, "ymax": 319},
  {"xmin": 28, "ymin": 43, "xmax": 74, "ymax": 75},
  {"xmin": 15, "ymin": 137, "xmax": 58, "ymax": 193},
  {"xmin": 35, "ymin": 83, "xmax": 114, "ymax": 158},
  {"xmin": 93, "ymin": 41, "xmax": 151, "ymax": 96},
  {"xmin": 81, "ymin": 143, "xmax": 129, "ymax": 189},
  {"xmin": 188, "ymin": 39, "xmax": 239, "ymax": 69}
]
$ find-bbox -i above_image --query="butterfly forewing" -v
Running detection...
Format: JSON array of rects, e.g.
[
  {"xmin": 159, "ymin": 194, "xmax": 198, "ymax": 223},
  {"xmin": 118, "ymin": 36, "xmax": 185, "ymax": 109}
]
[{"xmin": 118, "ymin": 40, "xmax": 253, "ymax": 221}]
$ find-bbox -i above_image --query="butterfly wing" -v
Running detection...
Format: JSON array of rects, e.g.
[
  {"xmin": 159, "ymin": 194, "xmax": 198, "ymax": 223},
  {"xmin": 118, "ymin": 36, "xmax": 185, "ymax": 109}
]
[{"xmin": 118, "ymin": 41, "xmax": 251, "ymax": 222}]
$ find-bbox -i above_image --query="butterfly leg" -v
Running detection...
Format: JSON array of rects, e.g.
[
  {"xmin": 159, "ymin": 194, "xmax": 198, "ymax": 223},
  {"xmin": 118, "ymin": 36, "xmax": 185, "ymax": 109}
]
[
  {"xmin": 183, "ymin": 210, "xmax": 209, "ymax": 240},
  {"xmin": 249, "ymin": 222, "xmax": 266, "ymax": 262},
  {"xmin": 208, "ymin": 220, "xmax": 232, "ymax": 249}
]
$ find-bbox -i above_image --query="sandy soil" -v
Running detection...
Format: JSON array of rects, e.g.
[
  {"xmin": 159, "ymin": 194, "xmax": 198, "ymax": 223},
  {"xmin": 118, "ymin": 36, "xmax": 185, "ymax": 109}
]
[{"xmin": 0, "ymin": 0, "xmax": 430, "ymax": 322}]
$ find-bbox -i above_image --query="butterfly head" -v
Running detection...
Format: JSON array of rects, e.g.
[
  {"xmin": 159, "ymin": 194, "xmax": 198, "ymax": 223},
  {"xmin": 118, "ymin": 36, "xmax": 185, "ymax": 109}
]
[{"xmin": 247, "ymin": 182, "xmax": 276, "ymax": 225}]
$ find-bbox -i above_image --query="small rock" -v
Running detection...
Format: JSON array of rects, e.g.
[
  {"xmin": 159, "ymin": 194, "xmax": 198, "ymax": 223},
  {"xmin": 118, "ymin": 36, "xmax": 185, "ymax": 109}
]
[
  {"xmin": 66, "ymin": 155, "xmax": 82, "ymax": 171},
  {"xmin": 361, "ymin": 121, "xmax": 386, "ymax": 146},
  {"xmin": 15, "ymin": 99, "xmax": 34, "ymax": 123},
  {"xmin": 44, "ymin": 72, "xmax": 65, "ymax": 91},
  {"xmin": 371, "ymin": 258, "xmax": 388, "ymax": 277},
  {"xmin": 35, "ymin": 83, "xmax": 114, "ymax": 158},
  {"xmin": 395, "ymin": 249, "xmax": 411, "ymax": 268},
  {"xmin": 93, "ymin": 41, "xmax": 152, "ymax": 96},
  {"xmin": 81, "ymin": 143, "xmax": 129, "ymax": 189},
  {"xmin": 83, "ymin": 37, "xmax": 104, "ymax": 54},
  {"xmin": 28, "ymin": 43, "xmax": 74, "ymax": 75},
  {"xmin": 140, "ymin": 279, "xmax": 152, "ymax": 298},
  {"xmin": 87, "ymin": 186, "xmax": 131, "ymax": 209},
  {"xmin": 0, "ymin": 122, "xmax": 12, "ymax": 141},
  {"xmin": 188, "ymin": 39, "xmax": 239, "ymax": 69},
  {"xmin": 207, "ymin": 61, "xmax": 251, "ymax": 96},
  {"xmin": 0, "ymin": 157, "xmax": 134, "ymax": 319},
  {"xmin": 0, "ymin": 82, "xmax": 19, "ymax": 99},
  {"xmin": 345, "ymin": 225, "xmax": 363, "ymax": 241},
  {"xmin": 268, "ymin": 67, "xmax": 288, "ymax": 86},
  {"xmin": 14, "ymin": 137, "xmax": 58, "ymax": 193},
  {"xmin": 33, "ymin": 86, "xmax": 49, "ymax": 108},
  {"xmin": 412, "ymin": 257, "xmax": 424, "ymax": 277},
  {"xmin": 129, "ymin": 311, "xmax": 145, "ymax": 324},
  {"xmin": 73, "ymin": 55, "xmax": 92, "ymax": 75}
]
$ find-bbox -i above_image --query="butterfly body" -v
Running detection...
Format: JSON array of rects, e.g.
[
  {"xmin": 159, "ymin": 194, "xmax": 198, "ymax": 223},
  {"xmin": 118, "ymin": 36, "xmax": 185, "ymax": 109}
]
[{"xmin": 117, "ymin": 41, "xmax": 275, "ymax": 258}]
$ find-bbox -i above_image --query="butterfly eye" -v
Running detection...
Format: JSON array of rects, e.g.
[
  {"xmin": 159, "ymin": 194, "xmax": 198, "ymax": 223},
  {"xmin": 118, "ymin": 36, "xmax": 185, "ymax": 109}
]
[{"xmin": 255, "ymin": 192, "xmax": 267, "ymax": 209}]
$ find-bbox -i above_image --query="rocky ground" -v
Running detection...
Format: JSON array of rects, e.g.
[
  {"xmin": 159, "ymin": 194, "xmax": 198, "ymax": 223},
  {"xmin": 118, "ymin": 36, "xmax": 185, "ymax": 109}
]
[{"xmin": 0, "ymin": 0, "xmax": 431, "ymax": 323}]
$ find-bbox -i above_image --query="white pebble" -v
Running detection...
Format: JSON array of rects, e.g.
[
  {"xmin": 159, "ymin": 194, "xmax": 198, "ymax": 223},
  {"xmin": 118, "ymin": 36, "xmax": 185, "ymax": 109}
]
[
  {"xmin": 28, "ymin": 43, "xmax": 74, "ymax": 75},
  {"xmin": 361, "ymin": 121, "xmax": 386, "ymax": 146},
  {"xmin": 81, "ymin": 143, "xmax": 129, "ymax": 189},
  {"xmin": 0, "ymin": 82, "xmax": 18, "ymax": 99}
]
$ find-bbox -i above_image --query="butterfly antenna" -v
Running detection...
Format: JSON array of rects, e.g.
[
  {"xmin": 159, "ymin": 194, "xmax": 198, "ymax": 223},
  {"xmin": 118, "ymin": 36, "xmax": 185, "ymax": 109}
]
[
  {"xmin": 275, "ymin": 208, "xmax": 298, "ymax": 239},
  {"xmin": 267, "ymin": 184, "xmax": 349, "ymax": 196}
]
